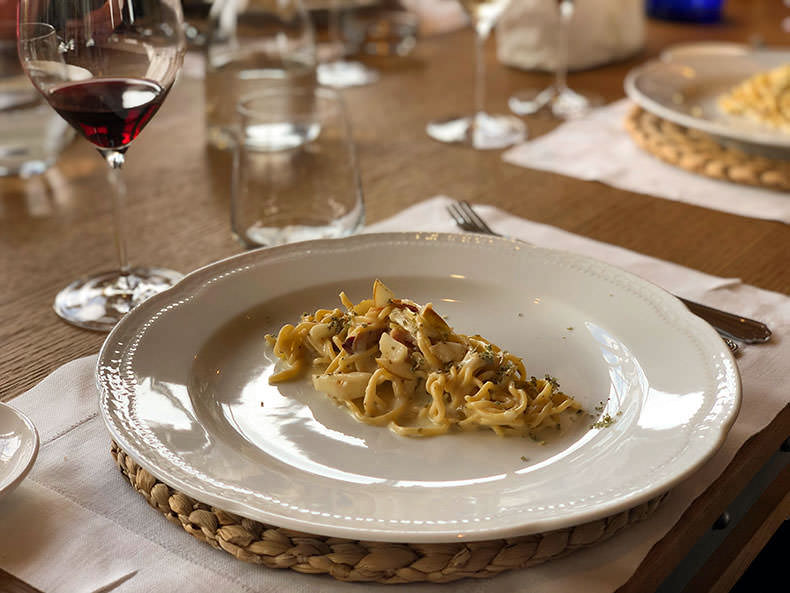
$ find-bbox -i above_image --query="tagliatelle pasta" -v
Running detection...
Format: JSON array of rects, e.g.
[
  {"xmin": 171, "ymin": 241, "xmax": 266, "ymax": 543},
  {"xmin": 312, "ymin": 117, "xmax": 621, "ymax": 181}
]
[
  {"xmin": 718, "ymin": 64, "xmax": 790, "ymax": 132},
  {"xmin": 266, "ymin": 280, "xmax": 583, "ymax": 437}
]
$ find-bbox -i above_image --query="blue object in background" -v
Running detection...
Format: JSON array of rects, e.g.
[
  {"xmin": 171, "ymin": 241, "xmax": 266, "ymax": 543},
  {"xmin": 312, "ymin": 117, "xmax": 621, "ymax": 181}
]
[{"xmin": 647, "ymin": 0, "xmax": 725, "ymax": 23}]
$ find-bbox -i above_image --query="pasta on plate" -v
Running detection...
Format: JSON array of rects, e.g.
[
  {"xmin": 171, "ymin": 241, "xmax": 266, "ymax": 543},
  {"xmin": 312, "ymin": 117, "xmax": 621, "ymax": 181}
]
[
  {"xmin": 266, "ymin": 280, "xmax": 583, "ymax": 437},
  {"xmin": 718, "ymin": 64, "xmax": 790, "ymax": 132}
]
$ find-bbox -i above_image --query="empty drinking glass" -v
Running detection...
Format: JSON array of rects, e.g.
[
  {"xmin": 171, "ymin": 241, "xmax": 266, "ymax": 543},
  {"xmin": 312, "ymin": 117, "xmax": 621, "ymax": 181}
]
[
  {"xmin": 0, "ymin": 20, "xmax": 74, "ymax": 176},
  {"xmin": 231, "ymin": 86, "xmax": 365, "ymax": 247}
]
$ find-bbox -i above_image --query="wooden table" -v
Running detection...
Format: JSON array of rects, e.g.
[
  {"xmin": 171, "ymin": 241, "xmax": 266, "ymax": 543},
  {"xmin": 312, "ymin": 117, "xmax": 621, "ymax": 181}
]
[{"xmin": 1, "ymin": 1, "xmax": 788, "ymax": 591}]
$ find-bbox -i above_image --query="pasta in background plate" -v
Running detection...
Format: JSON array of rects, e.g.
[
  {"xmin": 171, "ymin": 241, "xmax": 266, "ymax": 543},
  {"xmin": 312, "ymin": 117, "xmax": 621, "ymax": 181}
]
[
  {"xmin": 266, "ymin": 280, "xmax": 583, "ymax": 438},
  {"xmin": 718, "ymin": 64, "xmax": 790, "ymax": 132}
]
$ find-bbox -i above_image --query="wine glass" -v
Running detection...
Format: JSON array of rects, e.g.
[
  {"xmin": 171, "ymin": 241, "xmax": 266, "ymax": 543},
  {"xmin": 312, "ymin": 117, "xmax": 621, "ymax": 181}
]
[
  {"xmin": 317, "ymin": 0, "xmax": 378, "ymax": 88},
  {"xmin": 18, "ymin": 0, "xmax": 186, "ymax": 331},
  {"xmin": 426, "ymin": 0, "xmax": 525, "ymax": 150},
  {"xmin": 509, "ymin": 0, "xmax": 600, "ymax": 119}
]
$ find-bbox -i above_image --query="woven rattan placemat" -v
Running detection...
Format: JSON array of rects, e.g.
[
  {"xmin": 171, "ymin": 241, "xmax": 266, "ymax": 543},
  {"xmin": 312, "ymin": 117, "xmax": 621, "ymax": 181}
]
[
  {"xmin": 112, "ymin": 442, "xmax": 666, "ymax": 583},
  {"xmin": 625, "ymin": 106, "xmax": 790, "ymax": 191}
]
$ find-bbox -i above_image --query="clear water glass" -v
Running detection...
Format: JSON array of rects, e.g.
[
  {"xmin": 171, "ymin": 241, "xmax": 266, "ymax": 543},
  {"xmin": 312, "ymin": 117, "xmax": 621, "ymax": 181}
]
[
  {"xmin": 0, "ymin": 21, "xmax": 74, "ymax": 176},
  {"xmin": 232, "ymin": 87, "xmax": 365, "ymax": 248}
]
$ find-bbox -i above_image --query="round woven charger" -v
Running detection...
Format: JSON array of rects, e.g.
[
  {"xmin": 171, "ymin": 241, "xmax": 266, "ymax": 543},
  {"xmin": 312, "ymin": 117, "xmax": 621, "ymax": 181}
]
[
  {"xmin": 112, "ymin": 442, "xmax": 666, "ymax": 583},
  {"xmin": 624, "ymin": 106, "xmax": 790, "ymax": 192}
]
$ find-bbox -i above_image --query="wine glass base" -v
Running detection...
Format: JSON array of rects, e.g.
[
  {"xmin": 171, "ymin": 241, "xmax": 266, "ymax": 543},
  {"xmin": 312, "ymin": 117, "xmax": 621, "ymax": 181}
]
[
  {"xmin": 510, "ymin": 87, "xmax": 603, "ymax": 120},
  {"xmin": 317, "ymin": 61, "xmax": 379, "ymax": 88},
  {"xmin": 509, "ymin": 87, "xmax": 556, "ymax": 116},
  {"xmin": 552, "ymin": 88, "xmax": 603, "ymax": 119},
  {"xmin": 53, "ymin": 267, "xmax": 183, "ymax": 332},
  {"xmin": 426, "ymin": 113, "xmax": 526, "ymax": 150}
]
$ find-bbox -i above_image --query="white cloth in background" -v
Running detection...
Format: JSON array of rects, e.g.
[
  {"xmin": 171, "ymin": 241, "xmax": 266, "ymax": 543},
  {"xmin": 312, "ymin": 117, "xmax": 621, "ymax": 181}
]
[
  {"xmin": 2, "ymin": 196, "xmax": 788, "ymax": 593},
  {"xmin": 503, "ymin": 99, "xmax": 790, "ymax": 224},
  {"xmin": 497, "ymin": 0, "xmax": 645, "ymax": 71},
  {"xmin": 400, "ymin": 0, "xmax": 467, "ymax": 36}
]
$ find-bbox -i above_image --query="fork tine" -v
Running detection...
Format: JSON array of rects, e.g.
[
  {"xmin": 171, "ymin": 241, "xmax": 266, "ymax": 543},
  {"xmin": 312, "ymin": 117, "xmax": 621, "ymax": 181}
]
[
  {"xmin": 446, "ymin": 203, "xmax": 468, "ymax": 230},
  {"xmin": 459, "ymin": 201, "xmax": 499, "ymax": 236},
  {"xmin": 455, "ymin": 202, "xmax": 477, "ymax": 231}
]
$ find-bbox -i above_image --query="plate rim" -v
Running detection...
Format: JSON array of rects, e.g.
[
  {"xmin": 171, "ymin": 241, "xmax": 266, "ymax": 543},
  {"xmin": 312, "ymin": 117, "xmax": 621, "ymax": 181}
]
[
  {"xmin": 659, "ymin": 41, "xmax": 749, "ymax": 63},
  {"xmin": 624, "ymin": 56, "xmax": 790, "ymax": 149},
  {"xmin": 0, "ymin": 402, "xmax": 39, "ymax": 497},
  {"xmin": 98, "ymin": 232, "xmax": 741, "ymax": 542}
]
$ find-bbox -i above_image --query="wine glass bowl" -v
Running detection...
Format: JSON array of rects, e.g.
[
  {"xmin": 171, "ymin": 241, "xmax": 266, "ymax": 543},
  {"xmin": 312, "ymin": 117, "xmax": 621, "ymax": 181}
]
[{"xmin": 18, "ymin": 0, "xmax": 186, "ymax": 331}]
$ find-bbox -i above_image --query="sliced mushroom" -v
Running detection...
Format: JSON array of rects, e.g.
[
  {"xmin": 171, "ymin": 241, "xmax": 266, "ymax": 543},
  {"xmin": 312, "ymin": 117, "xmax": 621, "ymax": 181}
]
[
  {"xmin": 390, "ymin": 326, "xmax": 416, "ymax": 348},
  {"xmin": 390, "ymin": 298, "xmax": 419, "ymax": 312},
  {"xmin": 372, "ymin": 279, "xmax": 395, "ymax": 308},
  {"xmin": 379, "ymin": 331, "xmax": 409, "ymax": 363},
  {"xmin": 419, "ymin": 303, "xmax": 451, "ymax": 340},
  {"xmin": 342, "ymin": 325, "xmax": 385, "ymax": 353},
  {"xmin": 376, "ymin": 356, "xmax": 415, "ymax": 379},
  {"xmin": 312, "ymin": 372, "xmax": 371, "ymax": 401},
  {"xmin": 309, "ymin": 323, "xmax": 334, "ymax": 342},
  {"xmin": 390, "ymin": 307, "xmax": 419, "ymax": 336},
  {"xmin": 429, "ymin": 340, "xmax": 467, "ymax": 364}
]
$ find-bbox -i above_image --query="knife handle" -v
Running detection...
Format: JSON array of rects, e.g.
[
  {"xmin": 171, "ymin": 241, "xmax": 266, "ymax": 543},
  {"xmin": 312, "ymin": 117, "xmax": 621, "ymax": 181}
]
[{"xmin": 679, "ymin": 297, "xmax": 772, "ymax": 344}]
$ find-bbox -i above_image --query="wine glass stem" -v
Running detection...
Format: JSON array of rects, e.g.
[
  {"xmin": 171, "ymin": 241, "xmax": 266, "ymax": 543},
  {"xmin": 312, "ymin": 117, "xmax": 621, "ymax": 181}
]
[
  {"xmin": 102, "ymin": 149, "xmax": 131, "ymax": 277},
  {"xmin": 474, "ymin": 27, "xmax": 488, "ymax": 119},
  {"xmin": 555, "ymin": 0, "xmax": 574, "ymax": 95},
  {"xmin": 329, "ymin": 0, "xmax": 343, "ymax": 58}
]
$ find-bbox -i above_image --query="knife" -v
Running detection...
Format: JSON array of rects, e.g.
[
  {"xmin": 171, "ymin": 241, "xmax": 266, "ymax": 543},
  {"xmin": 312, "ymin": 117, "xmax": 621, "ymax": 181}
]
[{"xmin": 679, "ymin": 297, "xmax": 772, "ymax": 344}]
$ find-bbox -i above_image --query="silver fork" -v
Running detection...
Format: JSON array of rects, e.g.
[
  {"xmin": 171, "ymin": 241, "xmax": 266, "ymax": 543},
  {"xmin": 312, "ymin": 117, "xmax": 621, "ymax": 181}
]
[{"xmin": 447, "ymin": 200, "xmax": 773, "ymax": 350}]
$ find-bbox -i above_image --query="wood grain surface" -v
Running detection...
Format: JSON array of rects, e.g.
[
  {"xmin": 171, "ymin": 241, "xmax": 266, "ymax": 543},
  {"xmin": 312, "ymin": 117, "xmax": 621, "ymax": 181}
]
[{"xmin": 0, "ymin": 1, "xmax": 788, "ymax": 592}]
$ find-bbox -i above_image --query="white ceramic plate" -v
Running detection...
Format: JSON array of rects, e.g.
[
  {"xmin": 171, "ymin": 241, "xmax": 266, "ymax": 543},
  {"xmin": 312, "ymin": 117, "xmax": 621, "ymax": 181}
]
[
  {"xmin": 659, "ymin": 41, "xmax": 749, "ymax": 63},
  {"xmin": 625, "ymin": 49, "xmax": 790, "ymax": 153},
  {"xmin": 98, "ymin": 233, "xmax": 740, "ymax": 543},
  {"xmin": 0, "ymin": 402, "xmax": 39, "ymax": 498}
]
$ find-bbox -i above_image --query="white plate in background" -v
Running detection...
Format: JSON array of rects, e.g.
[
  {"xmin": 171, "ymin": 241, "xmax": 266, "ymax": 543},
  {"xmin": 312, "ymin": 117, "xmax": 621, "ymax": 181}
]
[
  {"xmin": 625, "ymin": 49, "xmax": 790, "ymax": 153},
  {"xmin": 659, "ymin": 41, "xmax": 749, "ymax": 63}
]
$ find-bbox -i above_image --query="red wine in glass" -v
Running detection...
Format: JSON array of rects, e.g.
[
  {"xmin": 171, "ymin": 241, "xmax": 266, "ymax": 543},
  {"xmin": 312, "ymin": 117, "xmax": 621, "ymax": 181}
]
[{"xmin": 48, "ymin": 78, "xmax": 170, "ymax": 150}]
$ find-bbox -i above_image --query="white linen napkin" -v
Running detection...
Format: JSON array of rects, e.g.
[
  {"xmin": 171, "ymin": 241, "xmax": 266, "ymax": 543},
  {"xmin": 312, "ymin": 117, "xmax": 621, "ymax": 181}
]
[
  {"xmin": 503, "ymin": 99, "xmax": 790, "ymax": 224},
  {"xmin": 2, "ymin": 196, "xmax": 788, "ymax": 593}
]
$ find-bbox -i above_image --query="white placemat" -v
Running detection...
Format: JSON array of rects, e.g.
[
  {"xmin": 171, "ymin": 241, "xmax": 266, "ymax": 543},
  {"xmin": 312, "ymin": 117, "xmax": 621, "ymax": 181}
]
[
  {"xmin": 503, "ymin": 99, "xmax": 790, "ymax": 224},
  {"xmin": 2, "ymin": 196, "xmax": 788, "ymax": 593}
]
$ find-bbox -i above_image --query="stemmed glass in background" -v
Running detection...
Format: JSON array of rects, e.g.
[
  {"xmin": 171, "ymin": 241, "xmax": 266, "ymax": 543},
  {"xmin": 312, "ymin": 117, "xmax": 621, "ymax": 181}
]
[
  {"xmin": 509, "ymin": 0, "xmax": 600, "ymax": 119},
  {"xmin": 426, "ymin": 0, "xmax": 525, "ymax": 149},
  {"xmin": 18, "ymin": 0, "xmax": 186, "ymax": 331},
  {"xmin": 317, "ymin": 0, "xmax": 378, "ymax": 88}
]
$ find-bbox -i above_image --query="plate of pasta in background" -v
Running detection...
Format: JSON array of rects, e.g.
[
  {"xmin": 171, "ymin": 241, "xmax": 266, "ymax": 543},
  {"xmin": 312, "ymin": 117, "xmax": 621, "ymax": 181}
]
[
  {"xmin": 625, "ymin": 47, "xmax": 790, "ymax": 155},
  {"xmin": 99, "ymin": 232, "xmax": 740, "ymax": 542}
]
